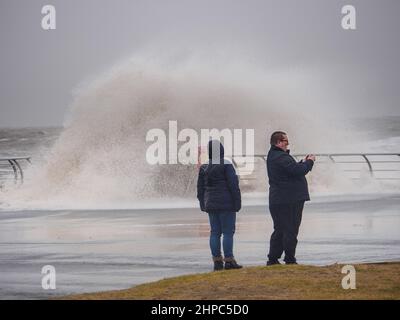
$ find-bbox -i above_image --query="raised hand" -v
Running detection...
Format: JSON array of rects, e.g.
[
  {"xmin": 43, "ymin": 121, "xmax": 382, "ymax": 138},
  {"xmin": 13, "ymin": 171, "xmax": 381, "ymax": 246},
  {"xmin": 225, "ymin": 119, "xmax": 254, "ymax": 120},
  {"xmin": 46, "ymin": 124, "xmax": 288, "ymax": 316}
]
[{"xmin": 306, "ymin": 154, "xmax": 316, "ymax": 162}]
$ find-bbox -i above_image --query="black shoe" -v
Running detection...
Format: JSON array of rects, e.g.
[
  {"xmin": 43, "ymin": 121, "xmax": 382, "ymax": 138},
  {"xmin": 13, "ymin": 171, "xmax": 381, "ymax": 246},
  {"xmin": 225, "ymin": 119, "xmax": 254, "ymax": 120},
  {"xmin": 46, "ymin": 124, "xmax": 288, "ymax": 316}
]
[
  {"xmin": 285, "ymin": 261, "xmax": 298, "ymax": 265},
  {"xmin": 213, "ymin": 256, "xmax": 224, "ymax": 271},
  {"xmin": 224, "ymin": 258, "xmax": 243, "ymax": 270},
  {"xmin": 214, "ymin": 261, "xmax": 224, "ymax": 271},
  {"xmin": 266, "ymin": 260, "xmax": 281, "ymax": 266}
]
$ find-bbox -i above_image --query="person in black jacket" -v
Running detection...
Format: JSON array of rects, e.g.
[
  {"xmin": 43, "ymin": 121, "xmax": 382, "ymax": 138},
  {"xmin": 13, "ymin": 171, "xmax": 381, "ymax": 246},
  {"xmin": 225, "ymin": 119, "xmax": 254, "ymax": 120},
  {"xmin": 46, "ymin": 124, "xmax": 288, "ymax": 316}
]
[
  {"xmin": 266, "ymin": 131, "xmax": 315, "ymax": 265},
  {"xmin": 197, "ymin": 140, "xmax": 242, "ymax": 271}
]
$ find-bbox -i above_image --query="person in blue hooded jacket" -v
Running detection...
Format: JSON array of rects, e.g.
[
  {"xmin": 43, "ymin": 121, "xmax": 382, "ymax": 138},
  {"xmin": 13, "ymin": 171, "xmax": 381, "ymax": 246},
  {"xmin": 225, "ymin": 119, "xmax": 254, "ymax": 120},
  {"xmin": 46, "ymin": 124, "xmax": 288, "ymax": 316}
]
[{"xmin": 197, "ymin": 140, "xmax": 242, "ymax": 271}]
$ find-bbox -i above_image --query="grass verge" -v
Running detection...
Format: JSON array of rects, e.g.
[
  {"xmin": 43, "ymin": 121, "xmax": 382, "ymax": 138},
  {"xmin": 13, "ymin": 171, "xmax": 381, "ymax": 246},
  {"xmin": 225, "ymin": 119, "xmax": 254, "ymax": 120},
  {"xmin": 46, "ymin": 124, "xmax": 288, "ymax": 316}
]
[{"xmin": 61, "ymin": 262, "xmax": 400, "ymax": 300}]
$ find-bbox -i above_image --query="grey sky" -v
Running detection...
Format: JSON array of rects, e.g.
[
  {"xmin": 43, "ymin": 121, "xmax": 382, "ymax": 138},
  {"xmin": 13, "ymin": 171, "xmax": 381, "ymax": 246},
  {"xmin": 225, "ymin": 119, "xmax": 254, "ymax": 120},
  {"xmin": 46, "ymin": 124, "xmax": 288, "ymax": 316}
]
[{"xmin": 0, "ymin": 0, "xmax": 399, "ymax": 127}]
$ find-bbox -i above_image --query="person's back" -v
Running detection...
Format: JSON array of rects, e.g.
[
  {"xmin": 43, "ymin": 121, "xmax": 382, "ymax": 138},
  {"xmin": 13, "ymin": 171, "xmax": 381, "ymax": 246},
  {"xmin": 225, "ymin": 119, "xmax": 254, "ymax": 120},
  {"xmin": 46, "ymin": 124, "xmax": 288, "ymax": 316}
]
[
  {"xmin": 197, "ymin": 141, "xmax": 241, "ymax": 213},
  {"xmin": 197, "ymin": 140, "xmax": 242, "ymax": 271}
]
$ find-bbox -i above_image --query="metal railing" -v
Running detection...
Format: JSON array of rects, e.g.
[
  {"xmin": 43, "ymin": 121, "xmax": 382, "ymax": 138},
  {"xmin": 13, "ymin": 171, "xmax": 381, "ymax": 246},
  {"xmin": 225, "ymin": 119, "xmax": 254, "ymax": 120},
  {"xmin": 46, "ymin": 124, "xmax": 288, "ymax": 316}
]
[
  {"xmin": 232, "ymin": 153, "xmax": 400, "ymax": 181},
  {"xmin": 0, "ymin": 157, "xmax": 31, "ymax": 185},
  {"xmin": 1, "ymin": 153, "xmax": 399, "ymax": 187},
  {"xmin": 290, "ymin": 153, "xmax": 400, "ymax": 180}
]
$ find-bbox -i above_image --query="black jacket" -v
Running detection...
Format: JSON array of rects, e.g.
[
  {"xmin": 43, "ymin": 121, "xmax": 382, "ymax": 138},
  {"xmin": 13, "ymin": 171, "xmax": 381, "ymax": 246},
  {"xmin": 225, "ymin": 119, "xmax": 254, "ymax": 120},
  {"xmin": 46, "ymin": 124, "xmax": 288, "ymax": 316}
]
[
  {"xmin": 267, "ymin": 145, "xmax": 314, "ymax": 204},
  {"xmin": 197, "ymin": 141, "xmax": 241, "ymax": 213}
]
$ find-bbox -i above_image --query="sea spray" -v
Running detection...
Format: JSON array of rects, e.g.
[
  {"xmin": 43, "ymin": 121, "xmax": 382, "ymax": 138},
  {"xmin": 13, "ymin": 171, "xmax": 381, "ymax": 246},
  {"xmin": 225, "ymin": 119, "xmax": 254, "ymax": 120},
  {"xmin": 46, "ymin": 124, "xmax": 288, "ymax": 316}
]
[{"xmin": 0, "ymin": 54, "xmax": 375, "ymax": 209}]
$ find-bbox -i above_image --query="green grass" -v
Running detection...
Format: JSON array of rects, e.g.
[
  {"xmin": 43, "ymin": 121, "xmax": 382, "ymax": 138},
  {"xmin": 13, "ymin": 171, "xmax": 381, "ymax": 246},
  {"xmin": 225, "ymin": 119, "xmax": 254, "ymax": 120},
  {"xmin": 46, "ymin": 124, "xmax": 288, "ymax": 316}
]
[{"xmin": 61, "ymin": 262, "xmax": 400, "ymax": 300}]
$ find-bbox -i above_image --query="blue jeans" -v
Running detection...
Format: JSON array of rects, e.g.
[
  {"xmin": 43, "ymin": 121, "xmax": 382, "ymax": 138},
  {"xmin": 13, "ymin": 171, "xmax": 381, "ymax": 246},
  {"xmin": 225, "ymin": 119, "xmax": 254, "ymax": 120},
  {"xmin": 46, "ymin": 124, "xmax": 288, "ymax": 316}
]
[{"xmin": 208, "ymin": 212, "xmax": 236, "ymax": 258}]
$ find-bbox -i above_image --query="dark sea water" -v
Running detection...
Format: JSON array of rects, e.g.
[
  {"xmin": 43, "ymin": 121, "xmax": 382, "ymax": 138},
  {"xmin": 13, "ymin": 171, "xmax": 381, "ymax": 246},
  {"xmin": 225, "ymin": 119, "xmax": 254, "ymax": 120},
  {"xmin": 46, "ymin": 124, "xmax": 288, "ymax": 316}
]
[{"xmin": 0, "ymin": 127, "xmax": 60, "ymax": 158}]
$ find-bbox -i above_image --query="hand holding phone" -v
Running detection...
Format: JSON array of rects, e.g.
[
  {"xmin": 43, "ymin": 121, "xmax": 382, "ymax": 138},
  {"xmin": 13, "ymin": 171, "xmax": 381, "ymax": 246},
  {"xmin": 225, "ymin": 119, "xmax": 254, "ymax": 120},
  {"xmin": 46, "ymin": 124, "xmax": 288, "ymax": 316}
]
[{"xmin": 306, "ymin": 154, "xmax": 316, "ymax": 162}]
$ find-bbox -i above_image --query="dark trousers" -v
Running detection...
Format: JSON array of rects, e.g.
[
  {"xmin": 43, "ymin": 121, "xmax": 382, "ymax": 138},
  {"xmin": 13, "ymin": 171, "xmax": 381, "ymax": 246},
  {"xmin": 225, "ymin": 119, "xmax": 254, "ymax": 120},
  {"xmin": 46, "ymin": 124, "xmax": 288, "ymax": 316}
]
[{"xmin": 268, "ymin": 201, "xmax": 304, "ymax": 263}]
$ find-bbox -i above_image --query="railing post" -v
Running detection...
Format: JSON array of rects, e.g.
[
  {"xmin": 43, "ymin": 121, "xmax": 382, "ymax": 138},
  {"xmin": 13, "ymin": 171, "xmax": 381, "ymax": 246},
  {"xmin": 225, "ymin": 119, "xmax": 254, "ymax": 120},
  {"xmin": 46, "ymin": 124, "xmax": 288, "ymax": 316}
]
[
  {"xmin": 361, "ymin": 154, "xmax": 374, "ymax": 177},
  {"xmin": 7, "ymin": 159, "xmax": 18, "ymax": 183},
  {"xmin": 12, "ymin": 159, "xmax": 24, "ymax": 184}
]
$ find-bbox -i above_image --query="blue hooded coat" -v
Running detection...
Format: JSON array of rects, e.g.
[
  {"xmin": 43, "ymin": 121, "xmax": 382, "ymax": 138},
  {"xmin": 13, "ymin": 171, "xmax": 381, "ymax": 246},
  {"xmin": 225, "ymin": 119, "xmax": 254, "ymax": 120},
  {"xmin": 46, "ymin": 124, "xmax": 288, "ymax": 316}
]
[{"xmin": 197, "ymin": 140, "xmax": 241, "ymax": 213}]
